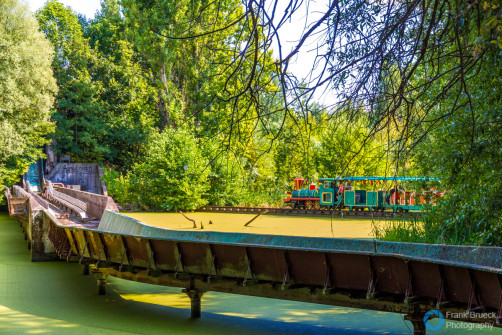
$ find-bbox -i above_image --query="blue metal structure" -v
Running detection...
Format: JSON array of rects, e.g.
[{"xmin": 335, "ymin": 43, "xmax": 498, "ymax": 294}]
[{"xmin": 24, "ymin": 160, "xmax": 44, "ymax": 192}]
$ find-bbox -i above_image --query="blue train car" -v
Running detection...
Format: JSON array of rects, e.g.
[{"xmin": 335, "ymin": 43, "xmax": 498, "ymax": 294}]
[{"xmin": 283, "ymin": 178, "xmax": 321, "ymax": 209}]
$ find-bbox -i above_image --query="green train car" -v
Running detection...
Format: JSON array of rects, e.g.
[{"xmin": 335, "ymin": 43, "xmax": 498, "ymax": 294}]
[{"xmin": 284, "ymin": 176, "xmax": 441, "ymax": 212}]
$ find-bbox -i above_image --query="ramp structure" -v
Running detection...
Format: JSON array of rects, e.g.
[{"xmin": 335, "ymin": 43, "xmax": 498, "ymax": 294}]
[{"xmin": 3, "ymin": 185, "xmax": 502, "ymax": 335}]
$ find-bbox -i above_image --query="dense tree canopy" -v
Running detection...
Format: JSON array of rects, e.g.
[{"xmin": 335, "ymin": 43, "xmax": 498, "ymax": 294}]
[
  {"xmin": 0, "ymin": 0, "xmax": 57, "ymax": 188},
  {"xmin": 1, "ymin": 0, "xmax": 500, "ymax": 245}
]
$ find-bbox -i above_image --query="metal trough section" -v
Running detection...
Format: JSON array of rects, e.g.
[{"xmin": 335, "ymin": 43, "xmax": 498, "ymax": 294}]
[
  {"xmin": 4, "ymin": 186, "xmax": 28, "ymax": 217},
  {"xmin": 45, "ymin": 210, "xmax": 501, "ymax": 334},
  {"xmin": 44, "ymin": 180, "xmax": 88, "ymax": 220}
]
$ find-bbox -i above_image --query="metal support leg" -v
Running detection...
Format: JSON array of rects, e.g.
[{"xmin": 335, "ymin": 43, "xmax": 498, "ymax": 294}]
[
  {"xmin": 82, "ymin": 263, "xmax": 90, "ymax": 275},
  {"xmin": 182, "ymin": 289, "xmax": 205, "ymax": 318},
  {"xmin": 96, "ymin": 272, "xmax": 107, "ymax": 295},
  {"xmin": 404, "ymin": 313, "xmax": 426, "ymax": 335}
]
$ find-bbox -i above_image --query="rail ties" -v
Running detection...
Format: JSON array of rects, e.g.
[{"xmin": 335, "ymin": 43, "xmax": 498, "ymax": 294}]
[{"xmin": 198, "ymin": 206, "xmax": 419, "ymax": 219}]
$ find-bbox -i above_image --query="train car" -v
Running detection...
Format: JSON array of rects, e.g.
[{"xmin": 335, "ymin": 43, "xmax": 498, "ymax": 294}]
[
  {"xmin": 286, "ymin": 176, "xmax": 441, "ymax": 212},
  {"xmin": 283, "ymin": 178, "xmax": 322, "ymax": 209}
]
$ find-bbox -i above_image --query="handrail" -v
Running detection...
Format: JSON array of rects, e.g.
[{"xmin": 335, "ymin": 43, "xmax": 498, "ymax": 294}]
[{"xmin": 45, "ymin": 192, "xmax": 88, "ymax": 220}]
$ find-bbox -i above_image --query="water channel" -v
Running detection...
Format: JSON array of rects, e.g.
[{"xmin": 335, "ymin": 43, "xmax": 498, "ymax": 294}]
[{"xmin": 0, "ymin": 212, "xmax": 498, "ymax": 334}]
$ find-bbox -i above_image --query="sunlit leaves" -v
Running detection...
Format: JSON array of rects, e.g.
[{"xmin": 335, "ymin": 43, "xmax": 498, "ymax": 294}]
[{"xmin": 0, "ymin": 0, "xmax": 57, "ymax": 189}]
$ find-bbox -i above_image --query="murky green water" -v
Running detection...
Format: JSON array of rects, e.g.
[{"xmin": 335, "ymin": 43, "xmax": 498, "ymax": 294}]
[
  {"xmin": 0, "ymin": 212, "xmax": 498, "ymax": 334},
  {"xmin": 125, "ymin": 212, "xmax": 381, "ymax": 239}
]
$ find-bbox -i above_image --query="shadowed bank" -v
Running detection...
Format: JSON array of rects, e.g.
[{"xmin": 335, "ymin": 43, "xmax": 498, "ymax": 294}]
[{"xmin": 0, "ymin": 213, "xmax": 499, "ymax": 334}]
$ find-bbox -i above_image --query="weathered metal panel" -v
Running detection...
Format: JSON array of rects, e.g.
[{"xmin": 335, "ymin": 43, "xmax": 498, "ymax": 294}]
[
  {"xmin": 471, "ymin": 271, "xmax": 501, "ymax": 309},
  {"xmin": 372, "ymin": 256, "xmax": 409, "ymax": 295},
  {"xmin": 211, "ymin": 244, "xmax": 248, "ymax": 278},
  {"xmin": 123, "ymin": 236, "xmax": 149, "ymax": 268},
  {"xmin": 409, "ymin": 261, "xmax": 442, "ymax": 299},
  {"xmin": 63, "ymin": 229, "xmax": 78, "ymax": 256},
  {"xmin": 177, "ymin": 242, "xmax": 212, "ymax": 275},
  {"xmin": 72, "ymin": 230, "xmax": 90, "ymax": 258},
  {"xmin": 247, "ymin": 247, "xmax": 287, "ymax": 282},
  {"xmin": 86, "ymin": 231, "xmax": 105, "ymax": 261},
  {"xmin": 287, "ymin": 250, "xmax": 326, "ymax": 286},
  {"xmin": 101, "ymin": 234, "xmax": 128, "ymax": 264},
  {"xmin": 442, "ymin": 266, "xmax": 472, "ymax": 304},
  {"xmin": 327, "ymin": 253, "xmax": 370, "ymax": 290},
  {"xmin": 149, "ymin": 240, "xmax": 178, "ymax": 271}
]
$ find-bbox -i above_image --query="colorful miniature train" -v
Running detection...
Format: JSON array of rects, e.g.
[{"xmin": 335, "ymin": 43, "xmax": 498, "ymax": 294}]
[{"xmin": 283, "ymin": 176, "xmax": 442, "ymax": 212}]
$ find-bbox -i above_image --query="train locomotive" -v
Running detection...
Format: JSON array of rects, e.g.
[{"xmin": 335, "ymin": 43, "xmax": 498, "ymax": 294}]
[{"xmin": 283, "ymin": 176, "xmax": 441, "ymax": 212}]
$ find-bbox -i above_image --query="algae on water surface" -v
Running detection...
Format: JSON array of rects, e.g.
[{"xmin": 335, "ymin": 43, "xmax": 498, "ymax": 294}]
[
  {"xmin": 0, "ymin": 212, "xmax": 493, "ymax": 334},
  {"xmin": 124, "ymin": 212, "xmax": 382, "ymax": 239}
]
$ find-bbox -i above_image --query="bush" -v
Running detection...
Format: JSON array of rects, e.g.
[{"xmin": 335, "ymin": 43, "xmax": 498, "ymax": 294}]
[
  {"xmin": 129, "ymin": 129, "xmax": 210, "ymax": 211},
  {"xmin": 102, "ymin": 168, "xmax": 138, "ymax": 205}
]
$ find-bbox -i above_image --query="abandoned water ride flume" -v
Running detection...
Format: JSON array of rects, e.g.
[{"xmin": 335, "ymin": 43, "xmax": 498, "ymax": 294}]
[{"xmin": 3, "ymin": 183, "xmax": 502, "ymax": 335}]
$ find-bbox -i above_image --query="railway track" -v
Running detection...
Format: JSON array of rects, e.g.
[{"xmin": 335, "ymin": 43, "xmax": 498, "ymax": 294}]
[{"xmin": 197, "ymin": 206, "xmax": 421, "ymax": 219}]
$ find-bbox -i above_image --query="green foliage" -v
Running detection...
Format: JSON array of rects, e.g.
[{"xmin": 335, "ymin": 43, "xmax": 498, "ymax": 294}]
[
  {"xmin": 85, "ymin": 0, "xmax": 159, "ymax": 170},
  {"xmin": 375, "ymin": 1, "xmax": 502, "ymax": 246},
  {"xmin": 25, "ymin": 0, "xmax": 502, "ymax": 248},
  {"xmin": 121, "ymin": 0, "xmax": 279, "ymax": 142},
  {"xmin": 102, "ymin": 168, "xmax": 138, "ymax": 205},
  {"xmin": 202, "ymin": 143, "xmax": 247, "ymax": 206},
  {"xmin": 314, "ymin": 113, "xmax": 389, "ymax": 178},
  {"xmin": 127, "ymin": 129, "xmax": 210, "ymax": 211},
  {"xmin": 373, "ymin": 217, "xmax": 430, "ymax": 245},
  {"xmin": 416, "ymin": 37, "xmax": 502, "ymax": 246},
  {"xmin": 273, "ymin": 109, "xmax": 320, "ymax": 184},
  {"xmin": 36, "ymin": 0, "xmax": 159, "ymax": 169},
  {"xmin": 0, "ymin": 0, "xmax": 57, "ymax": 191},
  {"xmin": 37, "ymin": 1, "xmax": 108, "ymax": 161}
]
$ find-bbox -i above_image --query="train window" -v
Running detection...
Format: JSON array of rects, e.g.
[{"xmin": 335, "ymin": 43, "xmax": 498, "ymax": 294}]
[
  {"xmin": 322, "ymin": 192, "xmax": 332, "ymax": 203},
  {"xmin": 324, "ymin": 181, "xmax": 330, "ymax": 188}
]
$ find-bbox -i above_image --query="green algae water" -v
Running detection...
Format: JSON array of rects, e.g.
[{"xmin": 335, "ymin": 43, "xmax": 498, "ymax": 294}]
[
  {"xmin": 125, "ymin": 212, "xmax": 382, "ymax": 239},
  {"xmin": 0, "ymin": 212, "xmax": 498, "ymax": 334}
]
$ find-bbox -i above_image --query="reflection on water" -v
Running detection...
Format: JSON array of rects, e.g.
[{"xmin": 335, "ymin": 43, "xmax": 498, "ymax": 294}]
[{"xmin": 0, "ymin": 213, "xmax": 498, "ymax": 334}]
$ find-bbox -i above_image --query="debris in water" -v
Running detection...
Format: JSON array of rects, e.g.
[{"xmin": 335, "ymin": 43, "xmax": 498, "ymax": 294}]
[
  {"xmin": 179, "ymin": 210, "xmax": 197, "ymax": 228},
  {"xmin": 244, "ymin": 210, "xmax": 269, "ymax": 227}
]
